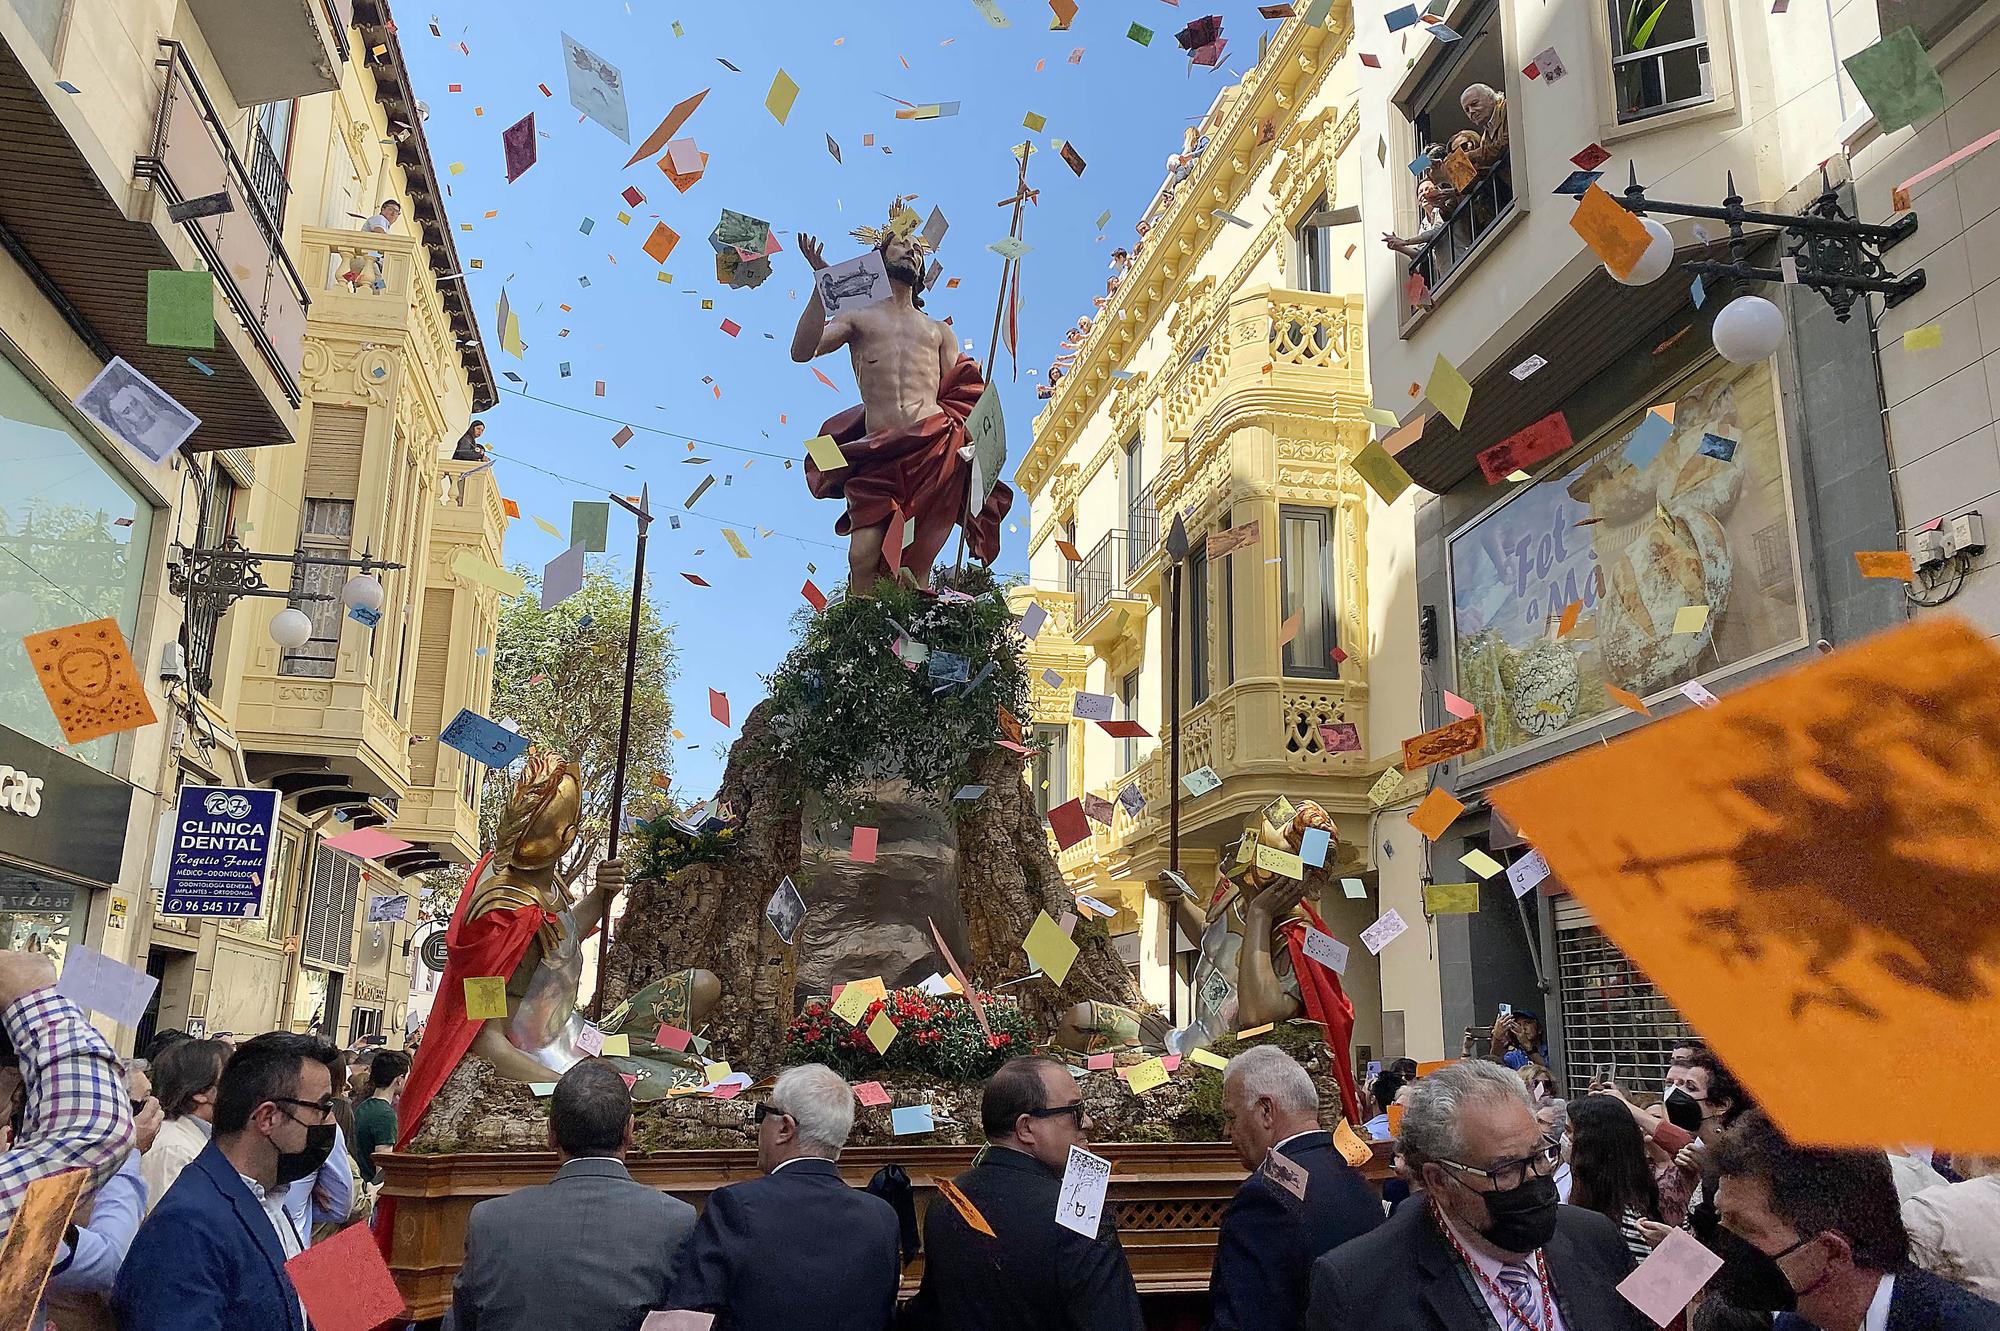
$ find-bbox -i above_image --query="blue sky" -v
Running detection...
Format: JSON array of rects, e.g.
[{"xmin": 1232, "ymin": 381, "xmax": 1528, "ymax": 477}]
[{"xmin": 407, "ymin": 0, "xmax": 1263, "ymax": 801}]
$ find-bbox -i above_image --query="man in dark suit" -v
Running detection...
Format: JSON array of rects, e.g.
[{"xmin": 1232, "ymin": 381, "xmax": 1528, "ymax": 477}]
[
  {"xmin": 668, "ymin": 1061, "xmax": 900, "ymax": 1329},
  {"xmin": 1209, "ymin": 1045, "xmax": 1382, "ymax": 1330},
  {"xmin": 1711, "ymin": 1110, "xmax": 2000, "ymax": 1330},
  {"xmin": 905, "ymin": 1055, "xmax": 1143, "ymax": 1331},
  {"xmin": 1305, "ymin": 1058, "xmax": 1650, "ymax": 1331},
  {"xmin": 446, "ymin": 1059, "xmax": 695, "ymax": 1331},
  {"xmin": 114, "ymin": 1033, "xmax": 343, "ymax": 1331}
]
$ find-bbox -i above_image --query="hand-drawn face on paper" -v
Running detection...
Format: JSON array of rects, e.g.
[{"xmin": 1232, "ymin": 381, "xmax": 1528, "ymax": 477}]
[
  {"xmin": 1491, "ymin": 618, "xmax": 2000, "ymax": 1152},
  {"xmin": 562, "ymin": 33, "xmax": 629, "ymax": 142}
]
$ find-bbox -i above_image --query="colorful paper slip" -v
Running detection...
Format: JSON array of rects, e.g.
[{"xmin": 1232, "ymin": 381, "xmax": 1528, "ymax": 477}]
[
  {"xmin": 463, "ymin": 976, "xmax": 510, "ymax": 1020},
  {"xmin": 1055, "ymin": 1144, "xmax": 1113, "ymax": 1236},
  {"xmin": 1402, "ymin": 715, "xmax": 1486, "ymax": 771},
  {"xmin": 54, "ymin": 944, "xmax": 159, "ymax": 1027},
  {"xmin": 1489, "ymin": 617, "xmax": 2000, "ymax": 1151},
  {"xmin": 1425, "ymin": 354, "xmax": 1473, "ymax": 429},
  {"xmin": 1360, "ymin": 909, "xmax": 1409, "ymax": 955},
  {"xmin": 1617, "ymin": 1218, "xmax": 1725, "ymax": 1326},
  {"xmin": 1023, "ymin": 911, "xmax": 1081, "ymax": 985},
  {"xmin": 1569, "ymin": 183, "xmax": 1654, "ymax": 279},
  {"xmin": 765, "ymin": 69, "xmax": 800, "ymax": 124},
  {"xmin": 1301, "ymin": 926, "xmax": 1350, "ymax": 975},
  {"xmin": 1188, "ymin": 1047, "xmax": 1230, "ymax": 1071},
  {"xmin": 1125, "ymin": 1057, "xmax": 1170, "ymax": 1094},
  {"xmin": 452, "ymin": 550, "xmax": 526, "ymax": 597},
  {"xmin": 22, "ymin": 617, "xmax": 158, "ymax": 744},
  {"xmin": 1842, "ymin": 26, "xmax": 1946, "ymax": 133},
  {"xmin": 440, "ymin": 709, "xmax": 532, "ymax": 767},
  {"xmin": 1855, "ymin": 550, "xmax": 1914, "ymax": 580},
  {"xmin": 866, "ymin": 1011, "xmax": 899, "ymax": 1053},
  {"xmin": 1333, "ymin": 1119, "xmax": 1374, "ymax": 1168},
  {"xmin": 934, "ymin": 1175, "xmax": 996, "ymax": 1235},
  {"xmin": 1254, "ymin": 842, "xmax": 1306, "ymax": 880},
  {"xmin": 1424, "ymin": 882, "xmax": 1481, "ymax": 914},
  {"xmin": 891, "ymin": 1104, "xmax": 936, "ymax": 1135},
  {"xmin": 1407, "ymin": 787, "xmax": 1465, "ymax": 840},
  {"xmin": 853, "ymin": 1080, "xmax": 892, "ymax": 1106},
  {"xmin": 1460, "ymin": 849, "xmax": 1506, "ymax": 879},
  {"xmin": 1505, "ymin": 849, "xmax": 1551, "ymax": 899},
  {"xmin": 1351, "ymin": 440, "xmax": 1415, "ymax": 506}
]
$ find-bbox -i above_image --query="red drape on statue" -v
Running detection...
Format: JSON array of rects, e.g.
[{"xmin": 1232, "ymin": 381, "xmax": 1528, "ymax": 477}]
[
  {"xmin": 1278, "ymin": 904, "xmax": 1364, "ymax": 1126},
  {"xmin": 805, "ymin": 354, "xmax": 1013, "ymax": 570},
  {"xmin": 373, "ymin": 852, "xmax": 546, "ymax": 1257}
]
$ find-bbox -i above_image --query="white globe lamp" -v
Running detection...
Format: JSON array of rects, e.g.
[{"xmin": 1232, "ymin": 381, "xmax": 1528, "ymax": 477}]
[
  {"xmin": 269, "ymin": 607, "xmax": 314, "ymax": 649},
  {"xmin": 1611, "ymin": 218, "xmax": 1675, "ymax": 286},
  {"xmin": 340, "ymin": 573, "xmax": 386, "ymax": 613},
  {"xmin": 1711, "ymin": 294, "xmax": 1785, "ymax": 365}
]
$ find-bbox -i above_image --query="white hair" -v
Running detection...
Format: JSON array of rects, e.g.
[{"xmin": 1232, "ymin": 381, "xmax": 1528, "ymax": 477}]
[
  {"xmin": 1461, "ymin": 82, "xmax": 1499, "ymax": 106},
  {"xmin": 1223, "ymin": 1045, "xmax": 1320, "ymax": 1118},
  {"xmin": 771, "ymin": 1063, "xmax": 856, "ymax": 1159},
  {"xmin": 1399, "ymin": 1059, "xmax": 1532, "ymax": 1165}
]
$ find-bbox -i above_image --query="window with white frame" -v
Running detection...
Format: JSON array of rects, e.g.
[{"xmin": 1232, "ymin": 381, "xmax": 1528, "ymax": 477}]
[{"xmin": 1607, "ymin": 0, "xmax": 1714, "ymax": 123}]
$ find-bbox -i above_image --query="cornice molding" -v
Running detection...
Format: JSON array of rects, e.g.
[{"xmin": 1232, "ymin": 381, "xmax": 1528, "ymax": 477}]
[{"xmin": 1017, "ymin": 6, "xmax": 1354, "ymax": 497}]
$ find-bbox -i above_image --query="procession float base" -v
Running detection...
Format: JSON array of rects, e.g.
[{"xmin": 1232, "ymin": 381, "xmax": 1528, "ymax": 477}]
[{"xmin": 379, "ymin": 1136, "xmax": 1397, "ymax": 1319}]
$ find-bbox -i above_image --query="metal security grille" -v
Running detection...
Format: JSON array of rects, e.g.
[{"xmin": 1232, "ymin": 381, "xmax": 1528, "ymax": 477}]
[
  {"xmin": 302, "ymin": 847, "xmax": 361, "ymax": 969},
  {"xmin": 1555, "ymin": 897, "xmax": 1696, "ymax": 1088}
]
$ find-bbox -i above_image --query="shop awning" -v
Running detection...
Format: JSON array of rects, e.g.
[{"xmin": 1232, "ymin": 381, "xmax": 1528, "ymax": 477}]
[{"xmin": 1394, "ymin": 241, "xmax": 1740, "ymax": 494}]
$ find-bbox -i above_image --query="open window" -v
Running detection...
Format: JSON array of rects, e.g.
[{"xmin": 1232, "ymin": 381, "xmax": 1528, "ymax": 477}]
[
  {"xmin": 1393, "ymin": 0, "xmax": 1514, "ymax": 310},
  {"xmin": 1607, "ymin": 0, "xmax": 1714, "ymax": 124}
]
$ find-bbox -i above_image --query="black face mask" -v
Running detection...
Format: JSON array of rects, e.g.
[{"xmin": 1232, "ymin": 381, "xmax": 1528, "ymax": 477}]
[
  {"xmin": 1664, "ymin": 1086, "xmax": 1705, "ymax": 1135},
  {"xmin": 1708, "ymin": 1225, "xmax": 1812, "ymax": 1313},
  {"xmin": 1474, "ymin": 1175, "xmax": 1561, "ymax": 1254},
  {"xmin": 274, "ymin": 1122, "xmax": 337, "ymax": 1186}
]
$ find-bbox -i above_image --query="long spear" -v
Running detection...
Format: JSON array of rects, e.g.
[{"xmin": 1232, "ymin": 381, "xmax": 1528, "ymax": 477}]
[{"xmin": 953, "ymin": 143, "xmax": 1034, "ymax": 576}]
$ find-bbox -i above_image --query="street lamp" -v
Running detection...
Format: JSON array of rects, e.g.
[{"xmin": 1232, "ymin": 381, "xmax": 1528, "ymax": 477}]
[
  {"xmin": 167, "ymin": 535, "xmax": 404, "ymax": 693},
  {"xmin": 1601, "ymin": 165, "xmax": 1925, "ymax": 359}
]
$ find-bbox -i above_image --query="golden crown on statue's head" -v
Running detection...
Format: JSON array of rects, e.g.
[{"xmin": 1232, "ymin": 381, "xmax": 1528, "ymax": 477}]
[{"xmin": 849, "ymin": 197, "xmax": 932, "ymax": 254}]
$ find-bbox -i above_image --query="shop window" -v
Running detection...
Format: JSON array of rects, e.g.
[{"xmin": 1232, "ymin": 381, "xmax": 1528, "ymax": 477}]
[
  {"xmin": 1391, "ymin": 0, "xmax": 1514, "ymax": 309},
  {"xmin": 1445, "ymin": 357, "xmax": 1805, "ymax": 765},
  {"xmin": 0, "ymin": 871, "xmax": 86, "ymax": 965},
  {"xmin": 1281, "ymin": 507, "xmax": 1340, "ymax": 678},
  {"xmin": 1032, "ymin": 723, "xmax": 1069, "ymax": 816},
  {"xmin": 1607, "ymin": 0, "xmax": 1714, "ymax": 124},
  {"xmin": 0, "ymin": 354, "xmax": 153, "ymax": 772},
  {"xmin": 280, "ymin": 497, "xmax": 354, "ymax": 678}
]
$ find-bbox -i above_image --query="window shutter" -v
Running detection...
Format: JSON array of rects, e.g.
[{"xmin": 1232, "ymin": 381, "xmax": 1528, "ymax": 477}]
[
  {"xmin": 303, "ymin": 404, "xmax": 367, "ymax": 500},
  {"xmin": 408, "ymin": 586, "xmax": 456, "ymax": 784}
]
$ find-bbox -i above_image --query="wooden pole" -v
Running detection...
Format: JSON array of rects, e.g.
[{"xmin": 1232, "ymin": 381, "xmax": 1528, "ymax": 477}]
[
  {"xmin": 955, "ymin": 142, "xmax": 1034, "ymax": 577},
  {"xmin": 1166, "ymin": 559, "xmax": 1182, "ymax": 1028},
  {"xmin": 590, "ymin": 485, "xmax": 652, "ymax": 1019}
]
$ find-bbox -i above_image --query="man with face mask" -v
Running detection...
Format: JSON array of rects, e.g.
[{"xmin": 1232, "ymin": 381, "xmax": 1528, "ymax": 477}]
[
  {"xmin": 1304, "ymin": 1059, "xmax": 1650, "ymax": 1331},
  {"xmin": 1711, "ymin": 1110, "xmax": 2000, "ymax": 1330},
  {"xmin": 114, "ymin": 1032, "xmax": 342, "ymax": 1331}
]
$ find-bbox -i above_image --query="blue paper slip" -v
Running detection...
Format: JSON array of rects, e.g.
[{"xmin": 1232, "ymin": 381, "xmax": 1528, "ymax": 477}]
[
  {"xmin": 440, "ymin": 708, "xmax": 532, "ymax": 767},
  {"xmin": 55, "ymin": 944, "xmax": 159, "ymax": 1027},
  {"xmin": 1385, "ymin": 4, "xmax": 1420, "ymax": 30},
  {"xmin": 891, "ymin": 1105, "xmax": 936, "ymax": 1135},
  {"xmin": 1697, "ymin": 432, "xmax": 1738, "ymax": 462},
  {"xmin": 1300, "ymin": 827, "xmax": 1333, "ymax": 868}
]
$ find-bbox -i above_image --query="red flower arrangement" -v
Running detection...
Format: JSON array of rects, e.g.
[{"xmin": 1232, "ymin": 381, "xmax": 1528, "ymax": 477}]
[{"xmin": 783, "ymin": 987, "xmax": 1035, "ymax": 1080}]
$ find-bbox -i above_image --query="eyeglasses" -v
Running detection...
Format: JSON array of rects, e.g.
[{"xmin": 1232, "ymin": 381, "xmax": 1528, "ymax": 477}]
[
  {"xmin": 270, "ymin": 1096, "xmax": 337, "ymax": 1123},
  {"xmin": 1436, "ymin": 1136, "xmax": 1563, "ymax": 1191},
  {"xmin": 1025, "ymin": 1101, "xmax": 1087, "ymax": 1126},
  {"xmin": 752, "ymin": 1102, "xmax": 792, "ymax": 1124}
]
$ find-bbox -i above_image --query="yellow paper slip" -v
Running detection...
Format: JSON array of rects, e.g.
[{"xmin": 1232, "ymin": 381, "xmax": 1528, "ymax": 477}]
[
  {"xmin": 867, "ymin": 1011, "xmax": 899, "ymax": 1053},
  {"xmin": 765, "ymin": 69, "xmax": 799, "ymax": 124},
  {"xmin": 703, "ymin": 1062, "xmax": 733, "ymax": 1084},
  {"xmin": 805, "ymin": 434, "xmax": 847, "ymax": 471},
  {"xmin": 1333, "ymin": 1119, "xmax": 1374, "ymax": 1167},
  {"xmin": 1459, "ymin": 849, "xmax": 1506, "ymax": 879},
  {"xmin": 1023, "ymin": 911, "xmax": 1080, "ymax": 986},
  {"xmin": 600, "ymin": 1034, "xmax": 631, "ymax": 1057},
  {"xmin": 1188, "ymin": 1048, "xmax": 1230, "ymax": 1071},
  {"xmin": 1351, "ymin": 441, "xmax": 1414, "ymax": 506},
  {"xmin": 463, "ymin": 976, "xmax": 509, "ymax": 1020},
  {"xmin": 452, "ymin": 550, "xmax": 526, "ymax": 597},
  {"xmin": 1424, "ymin": 882, "xmax": 1481, "ymax": 914},
  {"xmin": 1254, "ymin": 842, "xmax": 1305, "ymax": 880},
  {"xmin": 1425, "ymin": 353, "xmax": 1473, "ymax": 429},
  {"xmin": 832, "ymin": 985, "xmax": 876, "ymax": 1026},
  {"xmin": 1125, "ymin": 1057, "xmax": 1170, "ymax": 1094}
]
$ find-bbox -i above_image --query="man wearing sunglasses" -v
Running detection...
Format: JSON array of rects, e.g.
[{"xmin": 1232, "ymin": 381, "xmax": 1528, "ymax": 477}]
[
  {"xmin": 906, "ymin": 1055, "xmax": 1143, "ymax": 1330},
  {"xmin": 667, "ymin": 1062, "xmax": 900, "ymax": 1329},
  {"xmin": 115, "ymin": 1032, "xmax": 341, "ymax": 1331},
  {"xmin": 1305, "ymin": 1059, "xmax": 1649, "ymax": 1330}
]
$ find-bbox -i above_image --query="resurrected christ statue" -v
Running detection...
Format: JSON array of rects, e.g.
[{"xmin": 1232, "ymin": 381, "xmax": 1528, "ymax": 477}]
[{"xmin": 791, "ymin": 203, "xmax": 1012, "ymax": 595}]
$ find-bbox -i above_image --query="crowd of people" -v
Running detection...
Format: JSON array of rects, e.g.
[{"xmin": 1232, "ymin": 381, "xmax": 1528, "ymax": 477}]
[{"xmin": 6, "ymin": 943, "xmax": 1999, "ymax": 1331}]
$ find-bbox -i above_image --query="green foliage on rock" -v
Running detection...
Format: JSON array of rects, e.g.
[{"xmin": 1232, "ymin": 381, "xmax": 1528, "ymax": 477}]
[
  {"xmin": 757, "ymin": 565, "xmax": 1031, "ymax": 815},
  {"xmin": 1183, "ymin": 1022, "xmax": 1336, "ymax": 1138}
]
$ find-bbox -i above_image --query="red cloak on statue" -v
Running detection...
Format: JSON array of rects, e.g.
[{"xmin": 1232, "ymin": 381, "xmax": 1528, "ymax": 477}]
[
  {"xmin": 374, "ymin": 851, "xmax": 549, "ymax": 1256},
  {"xmin": 806, "ymin": 354, "xmax": 1013, "ymax": 571},
  {"xmin": 1278, "ymin": 904, "xmax": 1365, "ymax": 1126}
]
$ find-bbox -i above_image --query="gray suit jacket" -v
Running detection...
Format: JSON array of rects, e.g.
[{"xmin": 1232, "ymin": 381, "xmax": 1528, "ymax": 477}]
[{"xmin": 445, "ymin": 1157, "xmax": 697, "ymax": 1331}]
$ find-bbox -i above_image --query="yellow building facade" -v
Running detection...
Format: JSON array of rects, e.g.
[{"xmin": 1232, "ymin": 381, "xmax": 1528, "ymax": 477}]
[
  {"xmin": 1014, "ymin": 5, "xmax": 1442, "ymax": 1063},
  {"xmin": 0, "ymin": 0, "xmax": 498, "ymax": 1052}
]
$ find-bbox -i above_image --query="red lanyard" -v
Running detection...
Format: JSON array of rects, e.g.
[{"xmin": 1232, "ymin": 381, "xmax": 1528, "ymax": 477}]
[{"xmin": 1431, "ymin": 1203, "xmax": 1557, "ymax": 1331}]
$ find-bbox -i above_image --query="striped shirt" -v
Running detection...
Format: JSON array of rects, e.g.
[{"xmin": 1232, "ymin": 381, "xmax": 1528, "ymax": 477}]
[{"xmin": 0, "ymin": 988, "xmax": 135, "ymax": 1232}]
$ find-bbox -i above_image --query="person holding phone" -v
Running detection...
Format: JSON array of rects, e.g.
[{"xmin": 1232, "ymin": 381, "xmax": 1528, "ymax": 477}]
[{"xmin": 1489, "ymin": 1008, "xmax": 1549, "ymax": 1072}]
